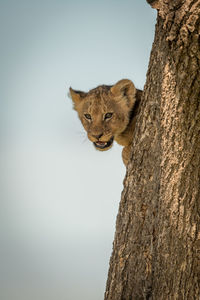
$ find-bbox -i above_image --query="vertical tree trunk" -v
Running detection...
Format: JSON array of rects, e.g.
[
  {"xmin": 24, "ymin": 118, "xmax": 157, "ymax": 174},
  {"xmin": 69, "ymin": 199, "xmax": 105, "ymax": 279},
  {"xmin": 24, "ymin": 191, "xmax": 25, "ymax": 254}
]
[{"xmin": 105, "ymin": 1, "xmax": 200, "ymax": 299}]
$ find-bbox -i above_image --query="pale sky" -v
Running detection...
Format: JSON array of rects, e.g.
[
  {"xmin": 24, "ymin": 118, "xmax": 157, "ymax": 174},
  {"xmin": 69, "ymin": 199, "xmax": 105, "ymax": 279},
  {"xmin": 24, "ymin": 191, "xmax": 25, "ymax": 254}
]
[{"xmin": 0, "ymin": 1, "xmax": 156, "ymax": 299}]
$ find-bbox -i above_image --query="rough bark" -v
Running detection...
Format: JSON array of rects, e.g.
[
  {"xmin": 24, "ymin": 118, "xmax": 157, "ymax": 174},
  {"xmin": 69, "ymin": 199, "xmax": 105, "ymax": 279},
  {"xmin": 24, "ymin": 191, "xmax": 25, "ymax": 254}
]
[{"xmin": 105, "ymin": 1, "xmax": 200, "ymax": 299}]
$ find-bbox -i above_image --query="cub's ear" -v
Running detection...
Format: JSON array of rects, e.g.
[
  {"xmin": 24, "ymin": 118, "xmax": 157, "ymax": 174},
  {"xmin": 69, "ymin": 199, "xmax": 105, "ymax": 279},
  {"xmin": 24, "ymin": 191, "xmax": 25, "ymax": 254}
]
[
  {"xmin": 110, "ymin": 79, "xmax": 136, "ymax": 108},
  {"xmin": 69, "ymin": 87, "xmax": 86, "ymax": 107}
]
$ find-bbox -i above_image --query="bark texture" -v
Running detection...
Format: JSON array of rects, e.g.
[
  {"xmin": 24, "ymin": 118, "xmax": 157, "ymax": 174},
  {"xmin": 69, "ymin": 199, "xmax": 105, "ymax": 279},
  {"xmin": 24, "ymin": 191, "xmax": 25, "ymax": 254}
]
[{"xmin": 105, "ymin": 1, "xmax": 200, "ymax": 299}]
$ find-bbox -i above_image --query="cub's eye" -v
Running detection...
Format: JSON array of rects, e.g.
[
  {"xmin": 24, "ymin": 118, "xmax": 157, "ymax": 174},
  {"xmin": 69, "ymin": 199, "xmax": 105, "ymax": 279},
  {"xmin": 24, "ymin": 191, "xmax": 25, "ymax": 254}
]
[
  {"xmin": 84, "ymin": 114, "xmax": 92, "ymax": 120},
  {"xmin": 104, "ymin": 112, "xmax": 113, "ymax": 120}
]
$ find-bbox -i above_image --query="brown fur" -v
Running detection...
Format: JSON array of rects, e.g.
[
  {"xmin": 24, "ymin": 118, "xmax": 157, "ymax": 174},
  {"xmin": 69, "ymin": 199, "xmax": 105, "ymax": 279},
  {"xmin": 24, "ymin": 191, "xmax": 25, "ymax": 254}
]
[{"xmin": 69, "ymin": 79, "xmax": 142, "ymax": 166}]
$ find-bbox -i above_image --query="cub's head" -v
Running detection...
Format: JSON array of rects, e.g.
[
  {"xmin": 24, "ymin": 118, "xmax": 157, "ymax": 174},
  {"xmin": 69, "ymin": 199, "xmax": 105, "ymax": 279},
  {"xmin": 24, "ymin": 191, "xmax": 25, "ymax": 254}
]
[{"xmin": 69, "ymin": 79, "xmax": 136, "ymax": 151}]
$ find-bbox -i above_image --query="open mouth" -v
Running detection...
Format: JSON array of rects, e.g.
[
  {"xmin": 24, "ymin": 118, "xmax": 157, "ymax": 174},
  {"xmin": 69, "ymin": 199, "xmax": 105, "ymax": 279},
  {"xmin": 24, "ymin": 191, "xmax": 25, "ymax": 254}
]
[{"xmin": 93, "ymin": 137, "xmax": 114, "ymax": 150}]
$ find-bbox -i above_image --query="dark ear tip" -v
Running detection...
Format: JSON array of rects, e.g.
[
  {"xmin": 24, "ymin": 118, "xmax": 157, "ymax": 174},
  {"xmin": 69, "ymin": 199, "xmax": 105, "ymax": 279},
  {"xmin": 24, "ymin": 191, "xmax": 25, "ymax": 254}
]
[
  {"xmin": 67, "ymin": 90, "xmax": 72, "ymax": 99},
  {"xmin": 68, "ymin": 87, "xmax": 73, "ymax": 98}
]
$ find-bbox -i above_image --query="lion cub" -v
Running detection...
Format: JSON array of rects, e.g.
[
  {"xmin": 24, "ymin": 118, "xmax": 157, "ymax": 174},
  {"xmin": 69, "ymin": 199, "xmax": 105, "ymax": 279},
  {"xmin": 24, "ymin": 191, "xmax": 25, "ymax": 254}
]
[{"xmin": 69, "ymin": 79, "xmax": 142, "ymax": 166}]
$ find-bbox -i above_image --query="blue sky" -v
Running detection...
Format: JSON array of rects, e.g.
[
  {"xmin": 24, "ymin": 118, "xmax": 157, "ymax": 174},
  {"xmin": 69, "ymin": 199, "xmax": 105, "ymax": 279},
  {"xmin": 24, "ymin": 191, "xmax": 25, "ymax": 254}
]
[{"xmin": 0, "ymin": 1, "xmax": 156, "ymax": 299}]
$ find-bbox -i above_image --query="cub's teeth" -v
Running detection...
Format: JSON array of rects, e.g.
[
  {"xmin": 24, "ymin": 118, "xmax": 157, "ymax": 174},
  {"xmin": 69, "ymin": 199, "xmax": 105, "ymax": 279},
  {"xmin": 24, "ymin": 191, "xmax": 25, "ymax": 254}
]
[{"xmin": 97, "ymin": 141, "xmax": 106, "ymax": 145}]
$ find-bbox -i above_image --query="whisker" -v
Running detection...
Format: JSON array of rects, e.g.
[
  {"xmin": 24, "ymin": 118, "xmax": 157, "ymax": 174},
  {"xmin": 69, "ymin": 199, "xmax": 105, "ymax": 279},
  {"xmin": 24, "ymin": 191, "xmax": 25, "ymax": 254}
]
[
  {"xmin": 74, "ymin": 130, "xmax": 88, "ymax": 144},
  {"xmin": 82, "ymin": 136, "xmax": 88, "ymax": 144},
  {"xmin": 75, "ymin": 131, "xmax": 86, "ymax": 136}
]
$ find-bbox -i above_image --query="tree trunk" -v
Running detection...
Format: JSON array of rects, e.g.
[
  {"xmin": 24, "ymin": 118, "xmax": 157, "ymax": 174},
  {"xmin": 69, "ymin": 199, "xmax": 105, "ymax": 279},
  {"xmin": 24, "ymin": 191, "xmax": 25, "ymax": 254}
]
[{"xmin": 105, "ymin": 1, "xmax": 200, "ymax": 299}]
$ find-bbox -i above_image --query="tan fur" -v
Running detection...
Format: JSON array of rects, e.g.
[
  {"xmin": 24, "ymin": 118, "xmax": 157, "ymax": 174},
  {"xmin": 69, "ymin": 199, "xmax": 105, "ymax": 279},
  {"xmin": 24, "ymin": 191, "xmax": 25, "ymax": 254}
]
[{"xmin": 69, "ymin": 79, "xmax": 142, "ymax": 166}]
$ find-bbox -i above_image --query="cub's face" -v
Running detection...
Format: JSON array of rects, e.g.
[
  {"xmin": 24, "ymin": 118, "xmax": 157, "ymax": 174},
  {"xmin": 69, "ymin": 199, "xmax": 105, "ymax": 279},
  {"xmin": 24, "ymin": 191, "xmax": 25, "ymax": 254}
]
[{"xmin": 69, "ymin": 79, "xmax": 136, "ymax": 151}]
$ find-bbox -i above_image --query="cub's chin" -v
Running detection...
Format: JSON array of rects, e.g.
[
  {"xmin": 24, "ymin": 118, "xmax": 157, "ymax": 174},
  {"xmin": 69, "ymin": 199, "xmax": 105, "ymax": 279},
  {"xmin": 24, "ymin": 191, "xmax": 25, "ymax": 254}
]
[{"xmin": 93, "ymin": 136, "xmax": 114, "ymax": 151}]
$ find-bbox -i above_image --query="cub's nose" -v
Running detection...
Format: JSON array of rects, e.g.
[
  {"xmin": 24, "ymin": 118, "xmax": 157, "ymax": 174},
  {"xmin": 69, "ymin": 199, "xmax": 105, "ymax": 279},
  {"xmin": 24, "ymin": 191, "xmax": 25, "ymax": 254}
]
[{"xmin": 92, "ymin": 133, "xmax": 103, "ymax": 139}]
